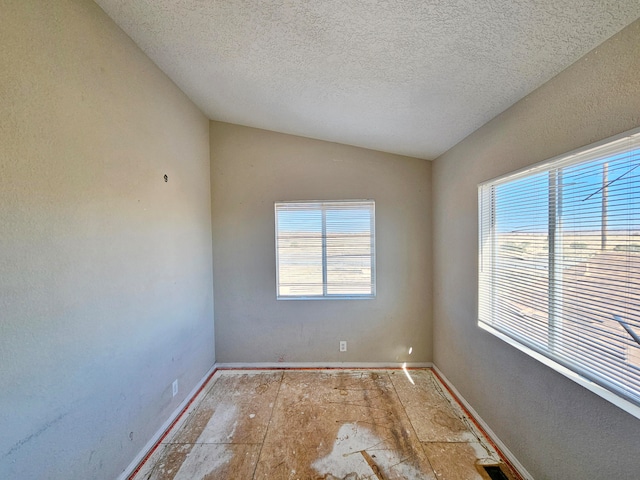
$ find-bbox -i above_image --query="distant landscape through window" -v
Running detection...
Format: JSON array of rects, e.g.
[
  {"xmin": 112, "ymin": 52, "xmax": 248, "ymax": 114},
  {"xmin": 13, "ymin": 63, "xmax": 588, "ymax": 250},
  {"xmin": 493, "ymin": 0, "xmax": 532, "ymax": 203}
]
[
  {"xmin": 275, "ymin": 200, "xmax": 375, "ymax": 299},
  {"xmin": 479, "ymin": 128, "xmax": 640, "ymax": 418}
]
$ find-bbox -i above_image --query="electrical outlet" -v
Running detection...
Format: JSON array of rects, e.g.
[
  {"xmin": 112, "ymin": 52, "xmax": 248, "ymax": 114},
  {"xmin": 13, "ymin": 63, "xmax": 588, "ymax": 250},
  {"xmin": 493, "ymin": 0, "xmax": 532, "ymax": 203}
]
[
  {"xmin": 172, "ymin": 379, "xmax": 178, "ymax": 397},
  {"xmin": 339, "ymin": 341, "xmax": 347, "ymax": 352}
]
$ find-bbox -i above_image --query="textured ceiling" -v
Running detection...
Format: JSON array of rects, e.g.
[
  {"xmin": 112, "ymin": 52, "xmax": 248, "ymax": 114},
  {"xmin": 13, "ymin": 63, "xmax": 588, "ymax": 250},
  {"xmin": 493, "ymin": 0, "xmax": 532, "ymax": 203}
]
[{"xmin": 94, "ymin": 1, "xmax": 640, "ymax": 160}]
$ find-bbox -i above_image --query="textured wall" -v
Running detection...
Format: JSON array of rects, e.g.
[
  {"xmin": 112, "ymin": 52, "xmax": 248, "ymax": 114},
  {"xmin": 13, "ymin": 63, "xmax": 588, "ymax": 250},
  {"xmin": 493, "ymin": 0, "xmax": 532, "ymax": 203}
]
[
  {"xmin": 0, "ymin": 1, "xmax": 214, "ymax": 479},
  {"xmin": 432, "ymin": 20, "xmax": 640, "ymax": 480},
  {"xmin": 211, "ymin": 122, "xmax": 431, "ymax": 364}
]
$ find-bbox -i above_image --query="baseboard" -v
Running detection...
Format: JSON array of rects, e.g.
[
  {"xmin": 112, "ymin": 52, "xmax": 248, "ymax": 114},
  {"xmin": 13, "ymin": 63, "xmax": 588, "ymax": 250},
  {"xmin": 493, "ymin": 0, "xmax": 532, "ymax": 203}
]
[
  {"xmin": 214, "ymin": 361, "xmax": 433, "ymax": 369},
  {"xmin": 432, "ymin": 365, "xmax": 535, "ymax": 480},
  {"xmin": 116, "ymin": 364, "xmax": 218, "ymax": 480}
]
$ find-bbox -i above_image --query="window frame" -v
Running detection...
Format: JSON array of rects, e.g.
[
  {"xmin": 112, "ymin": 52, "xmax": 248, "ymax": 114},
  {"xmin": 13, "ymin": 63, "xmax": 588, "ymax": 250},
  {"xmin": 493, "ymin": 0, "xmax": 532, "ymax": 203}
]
[
  {"xmin": 478, "ymin": 127, "xmax": 640, "ymax": 420},
  {"xmin": 275, "ymin": 199, "xmax": 376, "ymax": 300}
]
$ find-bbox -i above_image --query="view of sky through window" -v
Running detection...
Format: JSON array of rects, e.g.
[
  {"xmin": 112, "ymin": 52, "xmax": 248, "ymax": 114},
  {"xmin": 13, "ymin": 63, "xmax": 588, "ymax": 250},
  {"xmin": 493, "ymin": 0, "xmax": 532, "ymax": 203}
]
[
  {"xmin": 480, "ymin": 134, "xmax": 640, "ymax": 414},
  {"xmin": 275, "ymin": 201, "xmax": 375, "ymax": 298}
]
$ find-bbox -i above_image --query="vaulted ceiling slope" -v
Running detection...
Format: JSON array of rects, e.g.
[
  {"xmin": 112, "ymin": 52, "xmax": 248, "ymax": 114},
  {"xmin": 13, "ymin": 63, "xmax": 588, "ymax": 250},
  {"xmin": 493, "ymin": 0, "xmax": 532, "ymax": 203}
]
[{"xmin": 94, "ymin": 1, "xmax": 640, "ymax": 160}]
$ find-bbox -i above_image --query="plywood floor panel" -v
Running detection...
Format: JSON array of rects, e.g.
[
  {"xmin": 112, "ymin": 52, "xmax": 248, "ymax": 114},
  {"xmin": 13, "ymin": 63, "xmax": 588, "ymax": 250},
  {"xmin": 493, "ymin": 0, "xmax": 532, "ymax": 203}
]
[
  {"xmin": 253, "ymin": 370, "xmax": 435, "ymax": 479},
  {"xmin": 422, "ymin": 442, "xmax": 502, "ymax": 480},
  {"xmin": 389, "ymin": 370, "xmax": 478, "ymax": 443},
  {"xmin": 131, "ymin": 369, "xmax": 520, "ymax": 480},
  {"xmin": 167, "ymin": 371, "xmax": 282, "ymax": 445},
  {"xmin": 144, "ymin": 443, "xmax": 261, "ymax": 480}
]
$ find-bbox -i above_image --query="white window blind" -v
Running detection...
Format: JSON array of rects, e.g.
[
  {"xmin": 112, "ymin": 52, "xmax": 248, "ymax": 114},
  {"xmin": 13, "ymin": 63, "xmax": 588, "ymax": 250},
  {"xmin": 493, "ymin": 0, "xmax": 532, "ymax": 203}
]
[
  {"xmin": 479, "ymin": 128, "xmax": 640, "ymax": 418},
  {"xmin": 275, "ymin": 200, "xmax": 375, "ymax": 299}
]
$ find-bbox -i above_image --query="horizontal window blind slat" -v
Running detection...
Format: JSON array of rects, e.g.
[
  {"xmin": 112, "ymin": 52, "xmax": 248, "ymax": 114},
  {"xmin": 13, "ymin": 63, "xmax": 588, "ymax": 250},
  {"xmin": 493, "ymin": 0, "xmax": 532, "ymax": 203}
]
[
  {"xmin": 275, "ymin": 200, "xmax": 375, "ymax": 298},
  {"xmin": 479, "ymin": 127, "xmax": 640, "ymax": 418}
]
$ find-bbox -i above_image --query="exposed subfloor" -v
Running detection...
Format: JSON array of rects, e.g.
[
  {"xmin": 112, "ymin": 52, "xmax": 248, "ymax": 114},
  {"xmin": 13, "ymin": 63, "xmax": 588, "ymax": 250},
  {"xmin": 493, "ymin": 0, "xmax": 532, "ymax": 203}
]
[{"xmin": 132, "ymin": 369, "xmax": 521, "ymax": 480}]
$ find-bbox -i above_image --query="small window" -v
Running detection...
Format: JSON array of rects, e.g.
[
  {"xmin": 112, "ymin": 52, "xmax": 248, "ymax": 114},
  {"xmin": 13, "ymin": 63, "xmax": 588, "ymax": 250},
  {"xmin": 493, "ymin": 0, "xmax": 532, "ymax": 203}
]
[
  {"xmin": 275, "ymin": 200, "xmax": 376, "ymax": 299},
  {"xmin": 479, "ymin": 128, "xmax": 640, "ymax": 418}
]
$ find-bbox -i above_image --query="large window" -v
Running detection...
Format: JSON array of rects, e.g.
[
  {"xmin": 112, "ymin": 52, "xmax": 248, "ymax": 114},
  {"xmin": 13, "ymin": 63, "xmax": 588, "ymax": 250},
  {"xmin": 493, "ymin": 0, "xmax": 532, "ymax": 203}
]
[
  {"xmin": 479, "ymin": 128, "xmax": 640, "ymax": 418},
  {"xmin": 275, "ymin": 200, "xmax": 375, "ymax": 299}
]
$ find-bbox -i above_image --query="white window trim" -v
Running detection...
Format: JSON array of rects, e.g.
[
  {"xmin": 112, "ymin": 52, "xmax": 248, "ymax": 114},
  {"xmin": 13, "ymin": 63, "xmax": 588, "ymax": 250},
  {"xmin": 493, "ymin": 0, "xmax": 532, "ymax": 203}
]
[
  {"xmin": 478, "ymin": 126, "xmax": 640, "ymax": 420},
  {"xmin": 275, "ymin": 200, "xmax": 376, "ymax": 300},
  {"xmin": 479, "ymin": 322, "xmax": 640, "ymax": 419}
]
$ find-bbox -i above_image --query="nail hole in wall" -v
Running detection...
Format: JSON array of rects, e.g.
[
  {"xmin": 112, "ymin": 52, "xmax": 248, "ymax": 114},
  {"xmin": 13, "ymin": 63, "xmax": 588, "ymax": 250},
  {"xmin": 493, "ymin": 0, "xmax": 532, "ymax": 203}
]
[{"xmin": 164, "ymin": 174, "xmax": 168, "ymax": 182}]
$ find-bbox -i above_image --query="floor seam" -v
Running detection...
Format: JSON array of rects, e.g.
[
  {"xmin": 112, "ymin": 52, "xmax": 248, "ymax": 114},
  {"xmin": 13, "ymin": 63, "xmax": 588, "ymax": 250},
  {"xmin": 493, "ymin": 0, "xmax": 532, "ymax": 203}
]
[
  {"xmin": 161, "ymin": 441, "xmax": 264, "ymax": 445},
  {"xmin": 387, "ymin": 370, "xmax": 439, "ymax": 478},
  {"xmin": 249, "ymin": 370, "xmax": 284, "ymax": 479}
]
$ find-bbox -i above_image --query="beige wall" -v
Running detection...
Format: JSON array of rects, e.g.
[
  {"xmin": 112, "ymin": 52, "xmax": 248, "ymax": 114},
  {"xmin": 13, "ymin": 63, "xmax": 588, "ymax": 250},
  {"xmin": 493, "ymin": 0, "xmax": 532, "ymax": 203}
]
[
  {"xmin": 5, "ymin": 1, "xmax": 638, "ymax": 478},
  {"xmin": 211, "ymin": 122, "xmax": 431, "ymax": 364},
  {"xmin": 432, "ymin": 20, "xmax": 640, "ymax": 479},
  {"xmin": 0, "ymin": 1, "xmax": 214, "ymax": 479}
]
